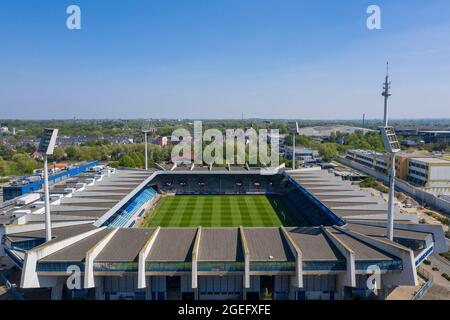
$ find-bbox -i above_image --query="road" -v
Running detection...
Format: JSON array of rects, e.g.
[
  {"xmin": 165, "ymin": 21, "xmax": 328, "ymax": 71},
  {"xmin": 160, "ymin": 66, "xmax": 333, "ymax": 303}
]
[{"xmin": 429, "ymin": 254, "xmax": 450, "ymax": 276}]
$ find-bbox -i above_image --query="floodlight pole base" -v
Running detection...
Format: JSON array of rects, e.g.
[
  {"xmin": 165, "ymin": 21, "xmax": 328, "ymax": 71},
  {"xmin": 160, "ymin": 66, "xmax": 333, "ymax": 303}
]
[
  {"xmin": 387, "ymin": 152, "xmax": 396, "ymax": 241},
  {"xmin": 292, "ymin": 133, "xmax": 296, "ymax": 170},
  {"xmin": 43, "ymin": 155, "xmax": 52, "ymax": 242}
]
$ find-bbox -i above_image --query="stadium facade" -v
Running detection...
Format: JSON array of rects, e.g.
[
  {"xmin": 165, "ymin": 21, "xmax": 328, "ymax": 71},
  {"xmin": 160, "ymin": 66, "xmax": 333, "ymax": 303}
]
[{"xmin": 1, "ymin": 165, "xmax": 447, "ymax": 300}]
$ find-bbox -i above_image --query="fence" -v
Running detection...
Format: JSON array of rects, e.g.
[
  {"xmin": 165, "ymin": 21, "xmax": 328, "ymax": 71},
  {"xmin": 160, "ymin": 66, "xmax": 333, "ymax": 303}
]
[
  {"xmin": 412, "ymin": 266, "xmax": 433, "ymax": 300},
  {"xmin": 336, "ymin": 157, "xmax": 450, "ymax": 216}
]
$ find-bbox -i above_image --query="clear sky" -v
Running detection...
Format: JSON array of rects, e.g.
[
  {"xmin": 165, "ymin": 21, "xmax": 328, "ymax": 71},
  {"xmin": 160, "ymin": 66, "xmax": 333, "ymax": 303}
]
[{"xmin": 0, "ymin": 0, "xmax": 449, "ymax": 120}]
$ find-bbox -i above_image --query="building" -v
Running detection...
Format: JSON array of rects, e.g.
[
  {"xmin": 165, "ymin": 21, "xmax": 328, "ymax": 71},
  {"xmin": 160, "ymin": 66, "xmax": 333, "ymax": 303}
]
[
  {"xmin": 407, "ymin": 157, "xmax": 450, "ymax": 188},
  {"xmin": 152, "ymin": 136, "xmax": 168, "ymax": 148},
  {"xmin": 345, "ymin": 149, "xmax": 388, "ymax": 174},
  {"xmin": 346, "ymin": 149, "xmax": 450, "ymax": 191},
  {"xmin": 2, "ymin": 161, "xmax": 99, "ymax": 201},
  {"xmin": 419, "ymin": 131, "xmax": 450, "ymax": 144},
  {"xmin": 400, "ymin": 140, "xmax": 419, "ymax": 148},
  {"xmin": 285, "ymin": 147, "xmax": 320, "ymax": 163},
  {"xmin": 297, "ymin": 126, "xmax": 375, "ymax": 138}
]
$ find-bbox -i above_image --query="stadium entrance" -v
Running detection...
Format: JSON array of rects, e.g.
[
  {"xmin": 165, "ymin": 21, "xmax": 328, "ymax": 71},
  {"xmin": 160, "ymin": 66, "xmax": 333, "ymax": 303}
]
[
  {"xmin": 260, "ymin": 276, "xmax": 274, "ymax": 300},
  {"xmin": 166, "ymin": 276, "xmax": 181, "ymax": 300}
]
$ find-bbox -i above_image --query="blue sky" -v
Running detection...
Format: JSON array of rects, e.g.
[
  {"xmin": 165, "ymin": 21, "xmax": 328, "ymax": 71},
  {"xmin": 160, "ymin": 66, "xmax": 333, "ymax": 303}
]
[{"xmin": 0, "ymin": 0, "xmax": 449, "ymax": 119}]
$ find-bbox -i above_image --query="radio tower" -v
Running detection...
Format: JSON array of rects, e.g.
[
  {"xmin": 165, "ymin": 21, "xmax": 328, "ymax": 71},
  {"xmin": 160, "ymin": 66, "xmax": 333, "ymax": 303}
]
[{"xmin": 382, "ymin": 62, "xmax": 391, "ymax": 126}]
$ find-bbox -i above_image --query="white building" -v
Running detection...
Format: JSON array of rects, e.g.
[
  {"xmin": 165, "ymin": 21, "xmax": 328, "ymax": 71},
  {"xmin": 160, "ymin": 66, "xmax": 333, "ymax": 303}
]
[{"xmin": 408, "ymin": 157, "xmax": 450, "ymax": 189}]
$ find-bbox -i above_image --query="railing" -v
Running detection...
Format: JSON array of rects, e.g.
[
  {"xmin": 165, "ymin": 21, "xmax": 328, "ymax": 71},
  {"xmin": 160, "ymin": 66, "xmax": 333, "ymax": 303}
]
[
  {"xmin": 250, "ymin": 261, "xmax": 296, "ymax": 272},
  {"xmin": 355, "ymin": 260, "xmax": 403, "ymax": 271},
  {"xmin": 4, "ymin": 247, "xmax": 24, "ymax": 269},
  {"xmin": 94, "ymin": 262, "xmax": 138, "ymax": 272},
  {"xmin": 0, "ymin": 196, "xmax": 20, "ymax": 210},
  {"xmin": 145, "ymin": 262, "xmax": 192, "ymax": 272},
  {"xmin": 198, "ymin": 262, "xmax": 245, "ymax": 272},
  {"xmin": 0, "ymin": 273, "xmax": 25, "ymax": 300},
  {"xmin": 303, "ymin": 260, "xmax": 346, "ymax": 272},
  {"xmin": 10, "ymin": 239, "xmax": 45, "ymax": 251},
  {"xmin": 412, "ymin": 266, "xmax": 433, "ymax": 300},
  {"xmin": 37, "ymin": 262, "xmax": 85, "ymax": 273}
]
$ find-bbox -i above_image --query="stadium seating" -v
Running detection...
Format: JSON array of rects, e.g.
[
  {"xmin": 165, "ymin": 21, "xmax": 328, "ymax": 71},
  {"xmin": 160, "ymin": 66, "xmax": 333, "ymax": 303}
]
[{"xmin": 105, "ymin": 187, "xmax": 157, "ymax": 227}]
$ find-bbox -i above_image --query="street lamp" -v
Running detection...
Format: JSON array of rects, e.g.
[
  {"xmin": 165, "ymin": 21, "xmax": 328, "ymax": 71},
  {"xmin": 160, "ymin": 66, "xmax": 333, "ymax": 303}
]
[
  {"xmin": 142, "ymin": 130, "xmax": 150, "ymax": 170},
  {"xmin": 380, "ymin": 126, "xmax": 401, "ymax": 241},
  {"xmin": 38, "ymin": 128, "xmax": 59, "ymax": 242},
  {"xmin": 292, "ymin": 122, "xmax": 300, "ymax": 170}
]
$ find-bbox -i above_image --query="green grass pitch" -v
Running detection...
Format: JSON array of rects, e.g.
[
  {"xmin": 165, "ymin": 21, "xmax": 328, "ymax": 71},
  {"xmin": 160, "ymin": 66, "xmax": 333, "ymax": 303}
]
[{"xmin": 141, "ymin": 195, "xmax": 298, "ymax": 227}]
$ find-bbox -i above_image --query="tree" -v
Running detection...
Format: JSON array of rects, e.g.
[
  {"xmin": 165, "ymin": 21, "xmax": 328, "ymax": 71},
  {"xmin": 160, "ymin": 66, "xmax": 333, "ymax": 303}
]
[
  {"xmin": 119, "ymin": 155, "xmax": 136, "ymax": 168},
  {"xmin": 318, "ymin": 143, "xmax": 338, "ymax": 162},
  {"xmin": 66, "ymin": 146, "xmax": 80, "ymax": 160},
  {"xmin": 0, "ymin": 160, "xmax": 11, "ymax": 176},
  {"xmin": 11, "ymin": 153, "xmax": 37, "ymax": 174},
  {"xmin": 51, "ymin": 147, "xmax": 66, "ymax": 162}
]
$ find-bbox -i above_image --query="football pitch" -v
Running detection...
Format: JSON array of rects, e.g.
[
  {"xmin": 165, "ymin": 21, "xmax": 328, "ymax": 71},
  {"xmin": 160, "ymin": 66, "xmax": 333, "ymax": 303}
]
[{"xmin": 141, "ymin": 195, "xmax": 298, "ymax": 227}]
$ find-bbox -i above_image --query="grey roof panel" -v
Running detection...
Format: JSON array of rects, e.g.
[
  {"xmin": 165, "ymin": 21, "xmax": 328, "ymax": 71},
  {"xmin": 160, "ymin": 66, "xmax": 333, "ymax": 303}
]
[
  {"xmin": 198, "ymin": 228, "xmax": 243, "ymax": 262},
  {"xmin": 346, "ymin": 223, "xmax": 430, "ymax": 241},
  {"xmin": 328, "ymin": 228, "xmax": 394, "ymax": 261},
  {"xmin": 147, "ymin": 228, "xmax": 197, "ymax": 262},
  {"xmin": 41, "ymin": 229, "xmax": 111, "ymax": 262},
  {"xmin": 96, "ymin": 228, "xmax": 155, "ymax": 262},
  {"xmin": 6, "ymin": 223, "xmax": 96, "ymax": 243},
  {"xmin": 244, "ymin": 228, "xmax": 294, "ymax": 262},
  {"xmin": 286, "ymin": 227, "xmax": 342, "ymax": 261}
]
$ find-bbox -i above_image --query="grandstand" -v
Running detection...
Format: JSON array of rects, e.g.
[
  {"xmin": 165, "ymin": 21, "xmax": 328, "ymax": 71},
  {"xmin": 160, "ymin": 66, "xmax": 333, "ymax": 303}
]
[{"xmin": 0, "ymin": 165, "xmax": 448, "ymax": 300}]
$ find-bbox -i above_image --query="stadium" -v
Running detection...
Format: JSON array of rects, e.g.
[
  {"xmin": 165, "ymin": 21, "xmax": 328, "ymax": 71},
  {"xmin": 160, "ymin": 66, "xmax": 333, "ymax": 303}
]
[{"xmin": 1, "ymin": 164, "xmax": 448, "ymax": 300}]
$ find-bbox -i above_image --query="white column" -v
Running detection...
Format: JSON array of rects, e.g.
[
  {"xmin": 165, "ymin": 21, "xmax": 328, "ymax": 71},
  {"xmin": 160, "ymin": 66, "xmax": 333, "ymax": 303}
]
[
  {"xmin": 138, "ymin": 227, "xmax": 160, "ymax": 289},
  {"xmin": 239, "ymin": 227, "xmax": 250, "ymax": 289},
  {"xmin": 84, "ymin": 228, "xmax": 118, "ymax": 289},
  {"xmin": 20, "ymin": 228, "xmax": 105, "ymax": 288},
  {"xmin": 281, "ymin": 227, "xmax": 303, "ymax": 288},
  {"xmin": 192, "ymin": 227, "xmax": 202, "ymax": 291},
  {"xmin": 321, "ymin": 227, "xmax": 356, "ymax": 290},
  {"xmin": 336, "ymin": 226, "xmax": 418, "ymax": 286},
  {"xmin": 292, "ymin": 133, "xmax": 296, "ymax": 170},
  {"xmin": 43, "ymin": 155, "xmax": 52, "ymax": 242},
  {"xmin": 387, "ymin": 153, "xmax": 396, "ymax": 241}
]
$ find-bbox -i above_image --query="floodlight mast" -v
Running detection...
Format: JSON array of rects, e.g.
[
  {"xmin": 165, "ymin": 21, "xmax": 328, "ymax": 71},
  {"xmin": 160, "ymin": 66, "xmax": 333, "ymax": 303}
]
[
  {"xmin": 292, "ymin": 122, "xmax": 299, "ymax": 170},
  {"xmin": 382, "ymin": 128, "xmax": 401, "ymax": 241},
  {"xmin": 144, "ymin": 131, "xmax": 148, "ymax": 171},
  {"xmin": 292, "ymin": 132, "xmax": 296, "ymax": 170},
  {"xmin": 380, "ymin": 62, "xmax": 398, "ymax": 241},
  {"xmin": 142, "ymin": 120, "xmax": 151, "ymax": 171},
  {"xmin": 38, "ymin": 128, "xmax": 59, "ymax": 242},
  {"xmin": 382, "ymin": 62, "xmax": 391, "ymax": 127},
  {"xmin": 387, "ymin": 152, "xmax": 396, "ymax": 241},
  {"xmin": 43, "ymin": 155, "xmax": 51, "ymax": 241}
]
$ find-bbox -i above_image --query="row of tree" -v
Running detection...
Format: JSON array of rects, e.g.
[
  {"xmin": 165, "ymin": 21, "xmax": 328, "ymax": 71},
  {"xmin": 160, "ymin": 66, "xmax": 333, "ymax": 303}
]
[
  {"xmin": 284, "ymin": 130, "xmax": 385, "ymax": 162},
  {"xmin": 0, "ymin": 154, "xmax": 39, "ymax": 176}
]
